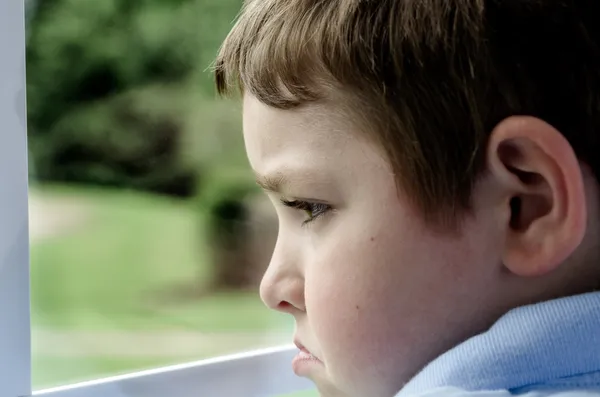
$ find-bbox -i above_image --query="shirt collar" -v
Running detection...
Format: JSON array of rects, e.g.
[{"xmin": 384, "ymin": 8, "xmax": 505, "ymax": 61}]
[{"xmin": 398, "ymin": 292, "xmax": 600, "ymax": 396}]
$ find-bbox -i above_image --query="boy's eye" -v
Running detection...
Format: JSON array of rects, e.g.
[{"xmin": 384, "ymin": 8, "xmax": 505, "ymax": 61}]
[{"xmin": 280, "ymin": 199, "xmax": 331, "ymax": 225}]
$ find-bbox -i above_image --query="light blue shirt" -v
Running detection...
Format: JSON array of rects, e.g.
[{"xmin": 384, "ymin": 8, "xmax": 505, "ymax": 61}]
[{"xmin": 396, "ymin": 292, "xmax": 600, "ymax": 397}]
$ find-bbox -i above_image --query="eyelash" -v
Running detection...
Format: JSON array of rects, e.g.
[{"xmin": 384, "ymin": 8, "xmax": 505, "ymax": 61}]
[{"xmin": 280, "ymin": 199, "xmax": 331, "ymax": 226}]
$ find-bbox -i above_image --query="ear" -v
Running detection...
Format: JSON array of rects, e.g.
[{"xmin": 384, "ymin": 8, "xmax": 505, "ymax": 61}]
[{"xmin": 487, "ymin": 116, "xmax": 587, "ymax": 277}]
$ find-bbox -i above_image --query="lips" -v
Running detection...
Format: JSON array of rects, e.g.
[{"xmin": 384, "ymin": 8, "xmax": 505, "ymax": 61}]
[
  {"xmin": 296, "ymin": 342, "xmax": 310, "ymax": 354},
  {"xmin": 294, "ymin": 340, "xmax": 313, "ymax": 356},
  {"xmin": 294, "ymin": 339, "xmax": 324, "ymax": 362},
  {"xmin": 292, "ymin": 339, "xmax": 323, "ymax": 375}
]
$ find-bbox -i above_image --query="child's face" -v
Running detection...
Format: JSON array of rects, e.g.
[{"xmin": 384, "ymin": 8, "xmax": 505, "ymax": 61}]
[{"xmin": 243, "ymin": 94, "xmax": 506, "ymax": 397}]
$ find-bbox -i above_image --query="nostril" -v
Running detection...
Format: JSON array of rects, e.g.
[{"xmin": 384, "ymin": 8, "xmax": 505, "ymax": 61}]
[{"xmin": 277, "ymin": 301, "xmax": 293, "ymax": 311}]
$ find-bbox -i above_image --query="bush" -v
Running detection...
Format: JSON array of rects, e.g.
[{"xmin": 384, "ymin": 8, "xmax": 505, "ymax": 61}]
[
  {"xmin": 31, "ymin": 86, "xmax": 199, "ymax": 196},
  {"xmin": 26, "ymin": 0, "xmax": 244, "ymax": 194},
  {"xmin": 196, "ymin": 169, "xmax": 273, "ymax": 290}
]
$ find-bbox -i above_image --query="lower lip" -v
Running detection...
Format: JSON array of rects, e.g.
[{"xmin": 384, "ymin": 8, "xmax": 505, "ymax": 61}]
[{"xmin": 292, "ymin": 350, "xmax": 323, "ymax": 375}]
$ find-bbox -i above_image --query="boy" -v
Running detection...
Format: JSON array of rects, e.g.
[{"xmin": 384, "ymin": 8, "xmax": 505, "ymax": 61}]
[{"xmin": 214, "ymin": 1, "xmax": 600, "ymax": 396}]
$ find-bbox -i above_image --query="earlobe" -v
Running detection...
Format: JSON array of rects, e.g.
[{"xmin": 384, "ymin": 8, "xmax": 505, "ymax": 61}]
[{"xmin": 487, "ymin": 116, "xmax": 587, "ymax": 277}]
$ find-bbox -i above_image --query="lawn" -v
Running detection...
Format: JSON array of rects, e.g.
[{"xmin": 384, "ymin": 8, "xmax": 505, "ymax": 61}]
[{"xmin": 30, "ymin": 184, "xmax": 294, "ymax": 389}]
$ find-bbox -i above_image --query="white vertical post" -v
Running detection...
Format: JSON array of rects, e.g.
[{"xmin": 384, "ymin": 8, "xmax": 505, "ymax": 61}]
[{"xmin": 0, "ymin": 1, "xmax": 32, "ymax": 397}]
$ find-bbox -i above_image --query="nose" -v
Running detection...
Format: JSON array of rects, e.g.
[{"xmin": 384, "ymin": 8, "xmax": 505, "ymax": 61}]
[{"xmin": 259, "ymin": 237, "xmax": 305, "ymax": 314}]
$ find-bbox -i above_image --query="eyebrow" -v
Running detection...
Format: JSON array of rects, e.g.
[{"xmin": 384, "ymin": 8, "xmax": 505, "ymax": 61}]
[{"xmin": 254, "ymin": 172, "xmax": 288, "ymax": 193}]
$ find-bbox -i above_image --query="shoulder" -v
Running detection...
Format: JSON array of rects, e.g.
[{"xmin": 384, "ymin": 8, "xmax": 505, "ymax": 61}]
[{"xmin": 399, "ymin": 387, "xmax": 600, "ymax": 397}]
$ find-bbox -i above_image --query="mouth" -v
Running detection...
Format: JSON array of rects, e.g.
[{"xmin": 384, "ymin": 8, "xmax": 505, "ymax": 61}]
[{"xmin": 292, "ymin": 339, "xmax": 324, "ymax": 375}]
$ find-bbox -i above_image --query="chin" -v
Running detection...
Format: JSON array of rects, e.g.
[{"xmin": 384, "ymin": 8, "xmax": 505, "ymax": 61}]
[
  {"xmin": 311, "ymin": 375, "xmax": 371, "ymax": 397},
  {"xmin": 314, "ymin": 384, "xmax": 349, "ymax": 397}
]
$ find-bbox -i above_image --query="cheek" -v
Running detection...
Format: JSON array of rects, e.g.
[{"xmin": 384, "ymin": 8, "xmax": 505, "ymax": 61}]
[
  {"xmin": 302, "ymin": 205, "xmax": 486, "ymax": 395},
  {"xmin": 303, "ymin": 218, "xmax": 418, "ymax": 394}
]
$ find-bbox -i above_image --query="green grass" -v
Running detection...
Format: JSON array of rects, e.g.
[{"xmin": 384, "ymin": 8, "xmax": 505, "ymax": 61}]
[
  {"xmin": 33, "ymin": 355, "xmax": 180, "ymax": 388},
  {"xmin": 30, "ymin": 184, "xmax": 294, "ymax": 388},
  {"xmin": 280, "ymin": 391, "xmax": 319, "ymax": 397},
  {"xmin": 30, "ymin": 184, "xmax": 289, "ymax": 332}
]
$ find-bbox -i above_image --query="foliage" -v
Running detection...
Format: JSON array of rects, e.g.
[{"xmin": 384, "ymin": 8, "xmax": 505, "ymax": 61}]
[
  {"xmin": 25, "ymin": 1, "xmax": 289, "ymax": 386},
  {"xmin": 30, "ymin": 84, "xmax": 200, "ymax": 195},
  {"xmin": 26, "ymin": 0, "xmax": 244, "ymax": 195}
]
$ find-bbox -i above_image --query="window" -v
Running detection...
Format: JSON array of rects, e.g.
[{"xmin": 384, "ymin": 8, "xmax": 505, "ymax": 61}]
[{"xmin": 0, "ymin": 1, "xmax": 316, "ymax": 396}]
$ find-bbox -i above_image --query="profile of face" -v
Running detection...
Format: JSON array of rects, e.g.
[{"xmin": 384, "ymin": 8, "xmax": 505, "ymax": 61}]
[{"xmin": 242, "ymin": 93, "xmax": 591, "ymax": 397}]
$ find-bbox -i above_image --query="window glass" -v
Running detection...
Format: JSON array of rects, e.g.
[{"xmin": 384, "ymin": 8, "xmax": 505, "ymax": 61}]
[{"xmin": 26, "ymin": 0, "xmax": 292, "ymax": 388}]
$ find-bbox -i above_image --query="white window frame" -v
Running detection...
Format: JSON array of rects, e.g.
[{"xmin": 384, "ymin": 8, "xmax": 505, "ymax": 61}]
[{"xmin": 2, "ymin": 3, "xmax": 312, "ymax": 396}]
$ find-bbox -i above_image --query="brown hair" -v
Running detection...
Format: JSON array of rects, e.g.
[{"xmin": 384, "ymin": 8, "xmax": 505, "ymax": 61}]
[{"xmin": 215, "ymin": 0, "xmax": 600, "ymax": 227}]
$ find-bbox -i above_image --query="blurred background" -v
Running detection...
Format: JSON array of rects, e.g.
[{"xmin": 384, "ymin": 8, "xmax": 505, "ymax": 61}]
[{"xmin": 25, "ymin": 0, "xmax": 305, "ymax": 393}]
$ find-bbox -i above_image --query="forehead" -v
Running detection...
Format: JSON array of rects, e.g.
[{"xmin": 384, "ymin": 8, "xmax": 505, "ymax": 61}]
[{"xmin": 242, "ymin": 94, "xmax": 349, "ymax": 165}]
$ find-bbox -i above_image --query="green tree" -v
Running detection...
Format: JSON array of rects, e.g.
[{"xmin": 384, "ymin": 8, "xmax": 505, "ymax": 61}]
[{"xmin": 26, "ymin": 0, "xmax": 243, "ymax": 195}]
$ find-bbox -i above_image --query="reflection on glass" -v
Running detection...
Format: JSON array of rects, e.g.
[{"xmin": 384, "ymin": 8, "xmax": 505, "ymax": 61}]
[{"xmin": 26, "ymin": 0, "xmax": 292, "ymax": 389}]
